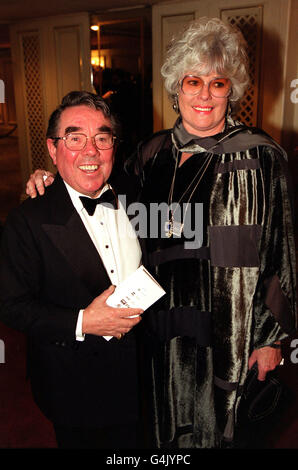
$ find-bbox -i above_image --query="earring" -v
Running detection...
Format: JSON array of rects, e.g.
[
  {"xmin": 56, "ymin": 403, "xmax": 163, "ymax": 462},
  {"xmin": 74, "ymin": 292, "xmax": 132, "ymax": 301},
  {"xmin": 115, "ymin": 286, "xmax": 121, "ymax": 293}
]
[
  {"xmin": 172, "ymin": 94, "xmax": 179, "ymax": 114},
  {"xmin": 226, "ymin": 101, "xmax": 232, "ymax": 117}
]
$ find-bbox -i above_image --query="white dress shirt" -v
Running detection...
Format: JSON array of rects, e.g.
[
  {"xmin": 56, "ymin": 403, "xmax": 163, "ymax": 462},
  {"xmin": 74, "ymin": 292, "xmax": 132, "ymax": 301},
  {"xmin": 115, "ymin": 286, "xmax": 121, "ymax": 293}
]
[{"xmin": 64, "ymin": 181, "xmax": 142, "ymax": 340}]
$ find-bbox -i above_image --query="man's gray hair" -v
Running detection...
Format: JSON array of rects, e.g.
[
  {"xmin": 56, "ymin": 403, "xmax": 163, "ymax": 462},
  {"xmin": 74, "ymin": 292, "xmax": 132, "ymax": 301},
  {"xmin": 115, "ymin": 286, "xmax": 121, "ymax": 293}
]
[{"xmin": 46, "ymin": 91, "xmax": 121, "ymax": 141}]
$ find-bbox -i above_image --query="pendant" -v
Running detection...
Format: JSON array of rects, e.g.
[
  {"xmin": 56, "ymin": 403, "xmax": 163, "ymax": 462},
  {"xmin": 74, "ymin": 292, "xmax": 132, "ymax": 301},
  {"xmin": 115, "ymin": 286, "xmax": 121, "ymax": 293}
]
[
  {"xmin": 165, "ymin": 220, "xmax": 173, "ymax": 238},
  {"xmin": 164, "ymin": 219, "xmax": 184, "ymax": 238},
  {"xmin": 172, "ymin": 220, "xmax": 184, "ymax": 237}
]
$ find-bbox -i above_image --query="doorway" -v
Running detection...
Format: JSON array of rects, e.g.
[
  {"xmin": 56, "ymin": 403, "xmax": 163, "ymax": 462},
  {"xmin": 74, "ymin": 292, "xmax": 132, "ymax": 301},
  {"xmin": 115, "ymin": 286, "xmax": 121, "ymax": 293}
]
[
  {"xmin": 0, "ymin": 24, "xmax": 22, "ymax": 225},
  {"xmin": 90, "ymin": 16, "xmax": 153, "ymax": 167}
]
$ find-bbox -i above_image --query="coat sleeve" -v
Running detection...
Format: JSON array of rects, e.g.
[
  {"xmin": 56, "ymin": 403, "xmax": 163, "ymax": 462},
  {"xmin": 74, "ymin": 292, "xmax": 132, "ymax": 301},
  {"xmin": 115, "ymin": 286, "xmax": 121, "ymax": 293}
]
[
  {"xmin": 0, "ymin": 207, "xmax": 78, "ymax": 342},
  {"xmin": 252, "ymin": 145, "xmax": 297, "ymax": 348}
]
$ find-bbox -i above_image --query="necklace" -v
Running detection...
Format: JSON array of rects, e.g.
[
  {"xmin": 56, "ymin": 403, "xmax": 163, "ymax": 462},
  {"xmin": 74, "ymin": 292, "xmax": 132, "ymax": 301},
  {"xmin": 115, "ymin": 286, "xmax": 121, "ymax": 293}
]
[
  {"xmin": 165, "ymin": 151, "xmax": 213, "ymax": 238},
  {"xmin": 165, "ymin": 153, "xmax": 213, "ymax": 237},
  {"xmin": 165, "ymin": 126, "xmax": 240, "ymax": 238}
]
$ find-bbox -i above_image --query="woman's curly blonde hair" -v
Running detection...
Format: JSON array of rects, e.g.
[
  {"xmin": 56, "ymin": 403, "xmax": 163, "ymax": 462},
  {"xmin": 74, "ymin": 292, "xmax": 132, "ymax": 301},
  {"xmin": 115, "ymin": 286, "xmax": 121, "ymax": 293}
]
[{"xmin": 161, "ymin": 17, "xmax": 250, "ymax": 106}]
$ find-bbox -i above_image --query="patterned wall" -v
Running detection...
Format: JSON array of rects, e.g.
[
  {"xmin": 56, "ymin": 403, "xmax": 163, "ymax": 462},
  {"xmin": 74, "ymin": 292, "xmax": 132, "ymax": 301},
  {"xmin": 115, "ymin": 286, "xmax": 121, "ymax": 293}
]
[
  {"xmin": 222, "ymin": 7, "xmax": 263, "ymax": 127},
  {"xmin": 22, "ymin": 33, "xmax": 47, "ymax": 171}
]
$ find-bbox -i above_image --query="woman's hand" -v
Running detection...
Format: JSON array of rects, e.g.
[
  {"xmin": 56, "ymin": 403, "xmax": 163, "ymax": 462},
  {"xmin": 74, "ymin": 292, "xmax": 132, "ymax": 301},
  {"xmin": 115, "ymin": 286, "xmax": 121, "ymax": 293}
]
[
  {"xmin": 26, "ymin": 169, "xmax": 55, "ymax": 198},
  {"xmin": 248, "ymin": 345, "xmax": 282, "ymax": 381}
]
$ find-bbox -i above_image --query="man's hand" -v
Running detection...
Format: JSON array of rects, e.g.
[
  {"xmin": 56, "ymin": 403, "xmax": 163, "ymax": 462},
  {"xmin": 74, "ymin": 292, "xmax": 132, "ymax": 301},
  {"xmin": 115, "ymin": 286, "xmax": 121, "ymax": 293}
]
[
  {"xmin": 82, "ymin": 285, "xmax": 143, "ymax": 338},
  {"xmin": 26, "ymin": 169, "xmax": 55, "ymax": 198},
  {"xmin": 248, "ymin": 345, "xmax": 282, "ymax": 381}
]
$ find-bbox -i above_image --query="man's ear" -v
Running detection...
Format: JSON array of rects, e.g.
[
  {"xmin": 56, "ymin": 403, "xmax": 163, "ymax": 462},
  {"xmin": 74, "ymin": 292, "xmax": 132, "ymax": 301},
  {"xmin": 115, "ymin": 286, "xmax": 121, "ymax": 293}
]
[{"xmin": 47, "ymin": 138, "xmax": 57, "ymax": 166}]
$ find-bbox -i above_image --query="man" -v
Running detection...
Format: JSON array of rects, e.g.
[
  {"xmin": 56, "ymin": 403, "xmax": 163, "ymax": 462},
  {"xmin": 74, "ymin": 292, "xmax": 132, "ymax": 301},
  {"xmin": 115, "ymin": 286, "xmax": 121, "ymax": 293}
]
[{"xmin": 0, "ymin": 91, "xmax": 144, "ymax": 449}]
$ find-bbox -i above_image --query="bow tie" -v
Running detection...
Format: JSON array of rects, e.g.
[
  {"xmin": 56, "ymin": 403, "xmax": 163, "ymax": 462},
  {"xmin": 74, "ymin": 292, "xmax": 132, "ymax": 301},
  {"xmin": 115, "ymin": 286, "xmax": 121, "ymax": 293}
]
[{"xmin": 79, "ymin": 189, "xmax": 118, "ymax": 216}]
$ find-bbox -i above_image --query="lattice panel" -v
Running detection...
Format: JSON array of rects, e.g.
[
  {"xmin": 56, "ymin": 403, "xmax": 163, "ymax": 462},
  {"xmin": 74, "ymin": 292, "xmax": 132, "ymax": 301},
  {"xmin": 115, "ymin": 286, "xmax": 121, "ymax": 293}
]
[
  {"xmin": 22, "ymin": 34, "xmax": 47, "ymax": 171},
  {"xmin": 221, "ymin": 7, "xmax": 263, "ymax": 127}
]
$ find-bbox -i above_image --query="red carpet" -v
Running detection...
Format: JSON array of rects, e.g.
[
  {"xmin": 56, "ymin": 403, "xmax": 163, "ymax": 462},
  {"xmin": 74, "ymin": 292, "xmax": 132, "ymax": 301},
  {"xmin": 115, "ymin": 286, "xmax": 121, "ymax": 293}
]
[{"xmin": 0, "ymin": 322, "xmax": 57, "ymax": 448}]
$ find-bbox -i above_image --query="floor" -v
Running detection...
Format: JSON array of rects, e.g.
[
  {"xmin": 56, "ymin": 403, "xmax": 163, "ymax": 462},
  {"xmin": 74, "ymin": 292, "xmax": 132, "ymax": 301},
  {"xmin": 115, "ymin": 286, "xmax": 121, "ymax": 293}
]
[{"xmin": 0, "ymin": 135, "xmax": 297, "ymax": 449}]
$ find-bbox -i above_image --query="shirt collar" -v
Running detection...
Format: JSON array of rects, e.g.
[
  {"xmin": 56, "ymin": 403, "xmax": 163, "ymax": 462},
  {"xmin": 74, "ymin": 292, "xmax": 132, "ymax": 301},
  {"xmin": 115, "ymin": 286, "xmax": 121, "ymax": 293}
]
[{"xmin": 64, "ymin": 180, "xmax": 111, "ymax": 213}]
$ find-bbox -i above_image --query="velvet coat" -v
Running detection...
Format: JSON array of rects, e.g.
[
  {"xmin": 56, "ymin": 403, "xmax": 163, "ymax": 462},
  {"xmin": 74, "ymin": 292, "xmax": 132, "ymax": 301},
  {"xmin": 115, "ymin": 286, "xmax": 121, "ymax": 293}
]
[{"xmin": 134, "ymin": 122, "xmax": 297, "ymax": 448}]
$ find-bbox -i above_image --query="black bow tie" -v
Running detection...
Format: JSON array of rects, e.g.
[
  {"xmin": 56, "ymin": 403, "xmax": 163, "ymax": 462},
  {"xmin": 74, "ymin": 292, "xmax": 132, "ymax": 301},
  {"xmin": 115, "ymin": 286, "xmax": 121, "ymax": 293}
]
[{"xmin": 79, "ymin": 189, "xmax": 118, "ymax": 216}]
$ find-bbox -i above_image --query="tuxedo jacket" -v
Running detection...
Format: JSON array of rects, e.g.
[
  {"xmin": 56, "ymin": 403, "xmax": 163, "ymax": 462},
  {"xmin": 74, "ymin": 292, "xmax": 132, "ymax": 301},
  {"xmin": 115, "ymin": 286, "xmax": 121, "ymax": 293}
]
[{"xmin": 0, "ymin": 172, "xmax": 143, "ymax": 428}]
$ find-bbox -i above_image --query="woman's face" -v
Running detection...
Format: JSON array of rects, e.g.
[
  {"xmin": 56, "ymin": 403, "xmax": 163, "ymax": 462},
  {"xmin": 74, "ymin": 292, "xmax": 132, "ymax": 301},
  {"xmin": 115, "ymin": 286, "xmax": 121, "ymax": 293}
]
[{"xmin": 178, "ymin": 71, "xmax": 230, "ymax": 137}]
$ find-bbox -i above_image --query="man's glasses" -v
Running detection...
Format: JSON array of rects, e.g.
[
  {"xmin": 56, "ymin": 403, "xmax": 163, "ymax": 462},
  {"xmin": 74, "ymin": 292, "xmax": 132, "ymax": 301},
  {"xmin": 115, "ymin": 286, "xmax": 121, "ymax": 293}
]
[
  {"xmin": 180, "ymin": 75, "xmax": 231, "ymax": 98},
  {"xmin": 53, "ymin": 132, "xmax": 116, "ymax": 151}
]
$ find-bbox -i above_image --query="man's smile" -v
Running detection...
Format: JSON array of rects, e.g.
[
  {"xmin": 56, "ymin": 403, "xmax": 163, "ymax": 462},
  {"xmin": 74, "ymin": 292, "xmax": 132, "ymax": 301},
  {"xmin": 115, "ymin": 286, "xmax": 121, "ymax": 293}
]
[{"xmin": 78, "ymin": 164, "xmax": 100, "ymax": 172}]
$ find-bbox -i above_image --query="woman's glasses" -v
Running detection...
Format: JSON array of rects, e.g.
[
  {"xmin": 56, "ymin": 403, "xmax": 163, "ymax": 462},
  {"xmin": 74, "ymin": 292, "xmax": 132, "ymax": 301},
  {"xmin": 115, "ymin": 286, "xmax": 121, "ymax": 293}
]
[{"xmin": 180, "ymin": 75, "xmax": 231, "ymax": 98}]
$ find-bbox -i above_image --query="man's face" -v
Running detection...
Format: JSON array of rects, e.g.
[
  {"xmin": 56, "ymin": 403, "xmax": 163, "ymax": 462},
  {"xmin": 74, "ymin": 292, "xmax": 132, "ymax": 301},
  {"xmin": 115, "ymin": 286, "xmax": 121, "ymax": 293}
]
[{"xmin": 47, "ymin": 105, "xmax": 114, "ymax": 197}]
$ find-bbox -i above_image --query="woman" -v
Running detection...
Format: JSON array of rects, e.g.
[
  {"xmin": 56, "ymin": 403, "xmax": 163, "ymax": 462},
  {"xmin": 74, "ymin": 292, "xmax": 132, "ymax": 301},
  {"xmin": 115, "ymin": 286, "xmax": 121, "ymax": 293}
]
[
  {"xmin": 26, "ymin": 18, "xmax": 296, "ymax": 448},
  {"xmin": 125, "ymin": 17, "xmax": 296, "ymax": 449}
]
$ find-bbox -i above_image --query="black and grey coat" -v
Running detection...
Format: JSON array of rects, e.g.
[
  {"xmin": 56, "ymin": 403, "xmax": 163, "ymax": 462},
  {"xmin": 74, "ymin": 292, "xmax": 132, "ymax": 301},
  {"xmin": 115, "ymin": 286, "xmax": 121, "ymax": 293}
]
[{"xmin": 131, "ymin": 118, "xmax": 297, "ymax": 448}]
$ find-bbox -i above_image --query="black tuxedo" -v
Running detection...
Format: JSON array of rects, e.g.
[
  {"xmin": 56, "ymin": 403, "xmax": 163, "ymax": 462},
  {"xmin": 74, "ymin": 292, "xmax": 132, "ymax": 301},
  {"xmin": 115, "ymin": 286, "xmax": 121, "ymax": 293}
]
[{"xmin": 0, "ymin": 172, "xmax": 142, "ymax": 430}]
